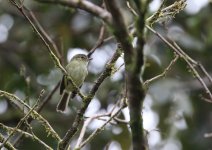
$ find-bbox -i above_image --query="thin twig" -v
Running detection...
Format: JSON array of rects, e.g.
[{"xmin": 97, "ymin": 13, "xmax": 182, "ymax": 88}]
[
  {"xmin": 75, "ymin": 60, "xmax": 126, "ymax": 149},
  {"xmin": 78, "ymin": 103, "xmax": 125, "ymax": 149},
  {"xmin": 144, "ymin": 54, "xmax": 179, "ymax": 86},
  {"xmin": 83, "ymin": 115, "xmax": 117, "ymax": 125},
  {"xmin": 146, "ymin": 0, "xmax": 167, "ymax": 24},
  {"xmin": 126, "ymin": 1, "xmax": 138, "ymax": 16},
  {"xmin": 88, "ymin": 25, "xmax": 105, "ymax": 57},
  {"xmin": 9, "ymin": 0, "xmax": 85, "ymax": 100},
  {"xmin": 38, "ymin": 81, "xmax": 60, "ymax": 112},
  {"xmin": 0, "ymin": 90, "xmax": 45, "ymax": 149},
  {"xmin": 146, "ymin": 0, "xmax": 186, "ymax": 25},
  {"xmin": 172, "ymin": 42, "xmax": 212, "ymax": 101},
  {"xmin": 198, "ymin": 63, "xmax": 212, "ymax": 84},
  {"xmin": 75, "ymin": 117, "xmax": 92, "ymax": 149},
  {"xmin": 0, "ymin": 123, "xmax": 53, "ymax": 150},
  {"xmin": 0, "ymin": 133, "xmax": 16, "ymax": 150},
  {"xmin": 114, "ymin": 117, "xmax": 129, "ymax": 124},
  {"xmin": 146, "ymin": 25, "xmax": 212, "ymax": 102},
  {"xmin": 0, "ymin": 90, "xmax": 61, "ymax": 141},
  {"xmin": 12, "ymin": 82, "xmax": 60, "ymax": 147}
]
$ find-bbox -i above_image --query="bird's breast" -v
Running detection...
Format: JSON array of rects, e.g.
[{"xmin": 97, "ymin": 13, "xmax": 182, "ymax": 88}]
[{"xmin": 65, "ymin": 60, "xmax": 88, "ymax": 87}]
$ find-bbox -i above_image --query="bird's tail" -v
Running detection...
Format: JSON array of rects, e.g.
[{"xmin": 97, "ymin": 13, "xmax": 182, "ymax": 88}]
[{"xmin": 56, "ymin": 92, "xmax": 70, "ymax": 113}]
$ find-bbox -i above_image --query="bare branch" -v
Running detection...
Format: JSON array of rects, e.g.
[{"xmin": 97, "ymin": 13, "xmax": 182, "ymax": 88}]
[
  {"xmin": 88, "ymin": 25, "xmax": 105, "ymax": 57},
  {"xmin": 78, "ymin": 102, "xmax": 125, "ymax": 149},
  {"xmin": 75, "ymin": 97, "xmax": 124, "ymax": 148},
  {"xmin": 34, "ymin": 0, "xmax": 112, "ymax": 24},
  {"xmin": 198, "ymin": 63, "xmax": 212, "ymax": 84},
  {"xmin": 0, "ymin": 123, "xmax": 53, "ymax": 150},
  {"xmin": 12, "ymin": 82, "xmax": 60, "ymax": 146},
  {"xmin": 0, "ymin": 90, "xmax": 45, "ymax": 149},
  {"xmin": 144, "ymin": 54, "xmax": 179, "ymax": 86},
  {"xmin": 0, "ymin": 133, "xmax": 16, "ymax": 150},
  {"xmin": 146, "ymin": 0, "xmax": 187, "ymax": 25},
  {"xmin": 9, "ymin": 0, "xmax": 85, "ymax": 100},
  {"xmin": 0, "ymin": 90, "xmax": 61, "ymax": 141},
  {"xmin": 146, "ymin": 25, "xmax": 212, "ymax": 102}
]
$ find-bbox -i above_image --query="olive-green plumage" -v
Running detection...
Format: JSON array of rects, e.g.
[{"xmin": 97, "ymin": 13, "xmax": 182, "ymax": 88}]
[{"xmin": 56, "ymin": 54, "xmax": 90, "ymax": 113}]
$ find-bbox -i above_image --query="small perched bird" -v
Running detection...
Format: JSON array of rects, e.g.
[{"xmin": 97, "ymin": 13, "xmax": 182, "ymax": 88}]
[{"xmin": 56, "ymin": 54, "xmax": 90, "ymax": 113}]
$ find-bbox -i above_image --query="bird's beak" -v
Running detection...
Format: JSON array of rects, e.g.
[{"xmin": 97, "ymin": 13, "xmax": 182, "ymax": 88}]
[{"xmin": 89, "ymin": 57, "xmax": 93, "ymax": 61}]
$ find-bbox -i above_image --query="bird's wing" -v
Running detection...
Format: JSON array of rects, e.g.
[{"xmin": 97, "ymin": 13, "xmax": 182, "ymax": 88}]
[{"xmin": 60, "ymin": 75, "xmax": 66, "ymax": 95}]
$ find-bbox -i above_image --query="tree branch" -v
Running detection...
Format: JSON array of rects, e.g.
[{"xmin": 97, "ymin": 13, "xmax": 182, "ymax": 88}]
[
  {"xmin": 9, "ymin": 0, "xmax": 85, "ymax": 100},
  {"xmin": 105, "ymin": 0, "xmax": 147, "ymax": 149},
  {"xmin": 0, "ymin": 90, "xmax": 45, "ymax": 149},
  {"xmin": 146, "ymin": 25, "xmax": 212, "ymax": 102},
  {"xmin": 0, "ymin": 123, "xmax": 52, "ymax": 150},
  {"xmin": 58, "ymin": 47, "xmax": 122, "ymax": 150},
  {"xmin": 34, "ymin": 0, "xmax": 112, "ymax": 24},
  {"xmin": 0, "ymin": 133, "xmax": 16, "ymax": 150},
  {"xmin": 0, "ymin": 90, "xmax": 61, "ymax": 141}
]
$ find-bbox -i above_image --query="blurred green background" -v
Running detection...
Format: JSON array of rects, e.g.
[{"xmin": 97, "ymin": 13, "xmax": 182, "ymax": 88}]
[{"xmin": 0, "ymin": 0, "xmax": 212, "ymax": 149}]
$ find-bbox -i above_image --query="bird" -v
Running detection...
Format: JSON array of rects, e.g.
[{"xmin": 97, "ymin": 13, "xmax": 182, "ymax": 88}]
[{"xmin": 56, "ymin": 54, "xmax": 90, "ymax": 113}]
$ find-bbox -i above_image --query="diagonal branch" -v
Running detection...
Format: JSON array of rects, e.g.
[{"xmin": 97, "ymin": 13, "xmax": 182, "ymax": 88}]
[
  {"xmin": 12, "ymin": 82, "xmax": 60, "ymax": 146},
  {"xmin": 9, "ymin": 0, "xmax": 85, "ymax": 100},
  {"xmin": 144, "ymin": 54, "xmax": 179, "ymax": 86},
  {"xmin": 0, "ymin": 90, "xmax": 61, "ymax": 141},
  {"xmin": 0, "ymin": 90, "xmax": 45, "ymax": 149},
  {"xmin": 34, "ymin": 0, "xmax": 112, "ymax": 24},
  {"xmin": 0, "ymin": 123, "xmax": 52, "ymax": 150},
  {"xmin": 0, "ymin": 133, "xmax": 16, "ymax": 150},
  {"xmin": 78, "ymin": 102, "xmax": 125, "ymax": 149},
  {"xmin": 88, "ymin": 25, "xmax": 105, "ymax": 57},
  {"xmin": 58, "ymin": 47, "xmax": 122, "ymax": 150},
  {"xmin": 146, "ymin": 25, "xmax": 212, "ymax": 102}
]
